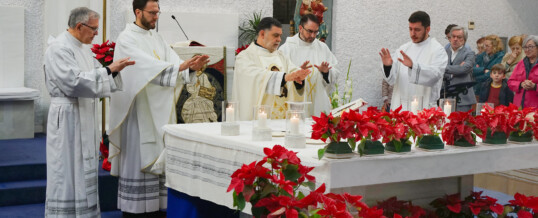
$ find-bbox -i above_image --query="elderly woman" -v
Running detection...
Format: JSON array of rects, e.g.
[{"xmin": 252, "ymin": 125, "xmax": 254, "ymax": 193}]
[
  {"xmin": 475, "ymin": 37, "xmax": 487, "ymax": 66},
  {"xmin": 502, "ymin": 35, "xmax": 526, "ymax": 78},
  {"xmin": 508, "ymin": 35, "xmax": 538, "ymax": 108},
  {"xmin": 473, "ymin": 35, "xmax": 505, "ymax": 97}
]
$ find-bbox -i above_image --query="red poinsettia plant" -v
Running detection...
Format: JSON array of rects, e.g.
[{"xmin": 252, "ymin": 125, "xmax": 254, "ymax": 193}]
[
  {"xmin": 311, "ymin": 111, "xmax": 356, "ymax": 159},
  {"xmin": 430, "ymin": 191, "xmax": 504, "ymax": 218},
  {"xmin": 379, "ymin": 106, "xmax": 430, "ymax": 151},
  {"xmin": 375, "ymin": 197, "xmax": 427, "ymax": 218},
  {"xmin": 416, "ymin": 107, "xmax": 447, "ymax": 136},
  {"xmin": 341, "ymin": 107, "xmax": 389, "ymax": 155},
  {"xmin": 91, "ymin": 40, "xmax": 115, "ymax": 66},
  {"xmin": 503, "ymin": 104, "xmax": 537, "ymax": 137},
  {"xmin": 441, "ymin": 111, "xmax": 487, "ymax": 145},
  {"xmin": 505, "ymin": 192, "xmax": 538, "ymax": 218},
  {"xmin": 227, "ymin": 144, "xmax": 381, "ymax": 218},
  {"xmin": 480, "ymin": 104, "xmax": 517, "ymax": 137},
  {"xmin": 235, "ymin": 44, "xmax": 250, "ymax": 55}
]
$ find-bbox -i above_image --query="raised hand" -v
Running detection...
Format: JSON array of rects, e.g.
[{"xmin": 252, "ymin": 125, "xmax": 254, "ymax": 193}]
[
  {"xmin": 285, "ymin": 69, "xmax": 311, "ymax": 84},
  {"xmin": 314, "ymin": 61, "xmax": 332, "ymax": 73},
  {"xmin": 180, "ymin": 55, "xmax": 210, "ymax": 71},
  {"xmin": 397, "ymin": 50, "xmax": 413, "ymax": 68},
  {"xmin": 379, "ymin": 48, "xmax": 393, "ymax": 66},
  {"xmin": 108, "ymin": 57, "xmax": 135, "ymax": 72},
  {"xmin": 300, "ymin": 60, "xmax": 312, "ymax": 70}
]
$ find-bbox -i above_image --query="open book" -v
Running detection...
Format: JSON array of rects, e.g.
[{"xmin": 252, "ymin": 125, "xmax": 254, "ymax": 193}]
[{"xmin": 330, "ymin": 98, "xmax": 368, "ymax": 117}]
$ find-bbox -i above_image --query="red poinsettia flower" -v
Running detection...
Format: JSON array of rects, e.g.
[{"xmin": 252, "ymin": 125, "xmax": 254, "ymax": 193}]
[
  {"xmin": 480, "ymin": 104, "xmax": 517, "ymax": 137},
  {"xmin": 517, "ymin": 210, "xmax": 533, "ymax": 218},
  {"xmin": 360, "ymin": 206, "xmax": 387, "ymax": 218},
  {"xmin": 442, "ymin": 111, "xmax": 487, "ymax": 145},
  {"xmin": 417, "ymin": 107, "xmax": 446, "ymax": 134},
  {"xmin": 91, "ymin": 40, "xmax": 116, "ymax": 67},
  {"xmin": 255, "ymin": 195, "xmax": 299, "ymax": 218},
  {"xmin": 235, "ymin": 44, "xmax": 250, "ymax": 55}
]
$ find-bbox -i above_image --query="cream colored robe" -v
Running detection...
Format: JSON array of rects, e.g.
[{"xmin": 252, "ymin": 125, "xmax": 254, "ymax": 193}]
[
  {"xmin": 232, "ymin": 42, "xmax": 304, "ymax": 121},
  {"xmin": 382, "ymin": 37, "xmax": 448, "ymax": 109},
  {"xmin": 279, "ymin": 34, "xmax": 340, "ymax": 117}
]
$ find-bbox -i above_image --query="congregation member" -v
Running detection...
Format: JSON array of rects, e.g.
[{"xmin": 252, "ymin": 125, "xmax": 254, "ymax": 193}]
[
  {"xmin": 475, "ymin": 37, "xmax": 487, "ymax": 67},
  {"xmin": 232, "ymin": 17, "xmax": 311, "ymax": 120},
  {"xmin": 108, "ymin": 0, "xmax": 209, "ymax": 216},
  {"xmin": 444, "ymin": 26, "xmax": 476, "ymax": 112},
  {"xmin": 473, "ymin": 35, "xmax": 505, "ymax": 97},
  {"xmin": 479, "ymin": 64, "xmax": 514, "ymax": 107},
  {"xmin": 444, "ymin": 24, "xmax": 470, "ymax": 50},
  {"xmin": 379, "ymin": 11, "xmax": 448, "ymax": 109},
  {"xmin": 279, "ymin": 14, "xmax": 340, "ymax": 117},
  {"xmin": 43, "ymin": 7, "xmax": 134, "ymax": 217},
  {"xmin": 508, "ymin": 35, "xmax": 538, "ymax": 108},
  {"xmin": 502, "ymin": 35, "xmax": 525, "ymax": 78}
]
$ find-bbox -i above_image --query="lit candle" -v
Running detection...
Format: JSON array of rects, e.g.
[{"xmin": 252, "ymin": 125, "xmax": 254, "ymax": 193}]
[
  {"xmin": 226, "ymin": 106, "xmax": 234, "ymax": 123},
  {"xmin": 410, "ymin": 98, "xmax": 419, "ymax": 113},
  {"xmin": 258, "ymin": 111, "xmax": 267, "ymax": 128},
  {"xmin": 444, "ymin": 102, "xmax": 452, "ymax": 115},
  {"xmin": 290, "ymin": 115, "xmax": 300, "ymax": 134}
]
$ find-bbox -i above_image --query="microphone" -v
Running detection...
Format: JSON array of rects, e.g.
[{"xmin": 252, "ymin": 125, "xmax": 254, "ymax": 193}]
[{"xmin": 171, "ymin": 15, "xmax": 189, "ymax": 40}]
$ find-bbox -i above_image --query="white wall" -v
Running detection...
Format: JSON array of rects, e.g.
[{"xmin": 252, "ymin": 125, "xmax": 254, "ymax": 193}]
[{"xmin": 331, "ymin": 0, "xmax": 538, "ymax": 107}]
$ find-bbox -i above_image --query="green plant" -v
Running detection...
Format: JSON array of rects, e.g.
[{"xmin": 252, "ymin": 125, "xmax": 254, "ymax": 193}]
[
  {"xmin": 330, "ymin": 59, "xmax": 352, "ymax": 109},
  {"xmin": 239, "ymin": 10, "xmax": 263, "ymax": 46}
]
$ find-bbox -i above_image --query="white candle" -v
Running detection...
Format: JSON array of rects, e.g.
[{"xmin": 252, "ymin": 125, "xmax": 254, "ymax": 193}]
[
  {"xmin": 410, "ymin": 99, "xmax": 419, "ymax": 113},
  {"xmin": 258, "ymin": 111, "xmax": 267, "ymax": 128},
  {"xmin": 226, "ymin": 106, "xmax": 234, "ymax": 123},
  {"xmin": 290, "ymin": 115, "xmax": 300, "ymax": 134},
  {"xmin": 444, "ymin": 102, "xmax": 452, "ymax": 115}
]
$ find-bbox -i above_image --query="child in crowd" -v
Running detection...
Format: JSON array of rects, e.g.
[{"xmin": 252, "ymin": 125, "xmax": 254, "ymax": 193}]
[{"xmin": 478, "ymin": 64, "xmax": 514, "ymax": 106}]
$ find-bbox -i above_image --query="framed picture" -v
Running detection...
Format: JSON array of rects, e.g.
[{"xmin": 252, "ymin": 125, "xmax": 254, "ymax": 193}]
[{"xmin": 173, "ymin": 46, "xmax": 227, "ymax": 123}]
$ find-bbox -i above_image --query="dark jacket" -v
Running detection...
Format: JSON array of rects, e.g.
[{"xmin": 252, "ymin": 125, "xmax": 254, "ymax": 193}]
[
  {"xmin": 478, "ymin": 78, "xmax": 514, "ymax": 106},
  {"xmin": 473, "ymin": 51, "xmax": 505, "ymax": 95}
]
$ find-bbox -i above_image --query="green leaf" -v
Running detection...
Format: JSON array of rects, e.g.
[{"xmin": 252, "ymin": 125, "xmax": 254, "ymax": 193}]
[
  {"xmin": 232, "ymin": 190, "xmax": 246, "ymax": 211},
  {"xmin": 260, "ymin": 183, "xmax": 277, "ymax": 198},
  {"xmin": 318, "ymin": 148, "xmax": 326, "ymax": 160},
  {"xmin": 303, "ymin": 181, "xmax": 316, "ymax": 191},
  {"xmin": 394, "ymin": 140, "xmax": 402, "ymax": 152},
  {"xmin": 282, "ymin": 164, "xmax": 301, "ymax": 182},
  {"xmin": 297, "ymin": 191, "xmax": 305, "ymax": 200},
  {"xmin": 348, "ymin": 138, "xmax": 357, "ymax": 151},
  {"xmin": 357, "ymin": 139, "xmax": 366, "ymax": 156}
]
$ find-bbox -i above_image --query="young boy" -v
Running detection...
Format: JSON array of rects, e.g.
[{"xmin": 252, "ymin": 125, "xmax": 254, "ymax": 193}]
[{"xmin": 478, "ymin": 63, "xmax": 514, "ymax": 106}]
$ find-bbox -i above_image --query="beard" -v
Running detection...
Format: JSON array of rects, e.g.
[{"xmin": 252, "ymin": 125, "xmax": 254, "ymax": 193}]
[{"xmin": 141, "ymin": 15, "xmax": 155, "ymax": 30}]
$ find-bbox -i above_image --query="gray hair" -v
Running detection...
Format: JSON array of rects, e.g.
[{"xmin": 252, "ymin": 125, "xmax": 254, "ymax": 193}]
[
  {"xmin": 450, "ymin": 26, "xmax": 468, "ymax": 41},
  {"xmin": 68, "ymin": 7, "xmax": 100, "ymax": 29},
  {"xmin": 523, "ymin": 35, "xmax": 538, "ymax": 47}
]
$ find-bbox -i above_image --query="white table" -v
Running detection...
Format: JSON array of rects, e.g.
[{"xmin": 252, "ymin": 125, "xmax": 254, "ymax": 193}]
[{"xmin": 163, "ymin": 121, "xmax": 538, "ymax": 210}]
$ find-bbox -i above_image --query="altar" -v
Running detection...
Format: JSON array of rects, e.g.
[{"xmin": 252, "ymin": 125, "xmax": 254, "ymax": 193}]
[{"xmin": 163, "ymin": 120, "xmax": 538, "ymax": 214}]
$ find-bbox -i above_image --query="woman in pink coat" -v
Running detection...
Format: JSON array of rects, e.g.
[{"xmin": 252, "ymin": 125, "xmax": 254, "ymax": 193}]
[{"xmin": 508, "ymin": 35, "xmax": 538, "ymax": 108}]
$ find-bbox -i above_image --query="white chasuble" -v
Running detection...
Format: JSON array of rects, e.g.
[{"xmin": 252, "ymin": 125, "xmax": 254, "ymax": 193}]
[
  {"xmin": 109, "ymin": 23, "xmax": 190, "ymax": 176},
  {"xmin": 232, "ymin": 42, "xmax": 304, "ymax": 120},
  {"xmin": 279, "ymin": 34, "xmax": 340, "ymax": 117},
  {"xmin": 44, "ymin": 31, "xmax": 122, "ymax": 217},
  {"xmin": 382, "ymin": 37, "xmax": 448, "ymax": 109}
]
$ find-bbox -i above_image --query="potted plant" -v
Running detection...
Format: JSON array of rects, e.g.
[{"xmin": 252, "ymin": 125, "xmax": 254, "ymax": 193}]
[
  {"xmin": 442, "ymin": 111, "xmax": 487, "ymax": 147},
  {"xmin": 503, "ymin": 193, "xmax": 538, "ymax": 218},
  {"xmin": 383, "ymin": 106, "xmax": 430, "ymax": 152},
  {"xmin": 375, "ymin": 196, "xmax": 427, "ymax": 218},
  {"xmin": 480, "ymin": 105, "xmax": 516, "ymax": 144},
  {"xmin": 311, "ymin": 112, "xmax": 355, "ymax": 159},
  {"xmin": 343, "ymin": 107, "xmax": 387, "ymax": 156},
  {"xmin": 505, "ymin": 104, "xmax": 535, "ymax": 142},
  {"xmin": 416, "ymin": 107, "xmax": 447, "ymax": 150},
  {"xmin": 430, "ymin": 191, "xmax": 504, "ymax": 218}
]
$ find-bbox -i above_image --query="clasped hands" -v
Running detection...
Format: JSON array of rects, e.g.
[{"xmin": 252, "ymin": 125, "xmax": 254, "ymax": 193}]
[
  {"xmin": 379, "ymin": 48, "xmax": 413, "ymax": 68},
  {"xmin": 521, "ymin": 80, "xmax": 537, "ymax": 91}
]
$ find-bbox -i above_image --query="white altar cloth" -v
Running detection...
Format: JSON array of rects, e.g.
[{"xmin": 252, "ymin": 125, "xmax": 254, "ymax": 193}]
[{"xmin": 163, "ymin": 121, "xmax": 538, "ymax": 210}]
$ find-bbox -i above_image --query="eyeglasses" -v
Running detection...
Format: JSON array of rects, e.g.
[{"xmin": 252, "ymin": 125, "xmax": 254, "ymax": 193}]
[
  {"xmin": 301, "ymin": 25, "xmax": 319, "ymax": 36},
  {"xmin": 81, "ymin": 23, "xmax": 99, "ymax": 32},
  {"xmin": 523, "ymin": 45, "xmax": 537, "ymax": 50},
  {"xmin": 143, "ymin": 10, "xmax": 161, "ymax": 16}
]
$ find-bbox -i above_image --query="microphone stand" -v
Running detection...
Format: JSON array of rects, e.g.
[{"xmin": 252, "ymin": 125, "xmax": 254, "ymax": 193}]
[{"xmin": 171, "ymin": 15, "xmax": 189, "ymax": 40}]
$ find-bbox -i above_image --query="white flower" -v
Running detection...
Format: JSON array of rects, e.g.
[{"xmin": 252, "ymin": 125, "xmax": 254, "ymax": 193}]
[
  {"xmin": 346, "ymin": 80, "xmax": 352, "ymax": 87},
  {"xmin": 333, "ymin": 93, "xmax": 340, "ymax": 100}
]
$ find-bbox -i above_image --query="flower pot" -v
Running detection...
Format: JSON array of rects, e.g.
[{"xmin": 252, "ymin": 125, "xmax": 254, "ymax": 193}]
[
  {"xmin": 509, "ymin": 131, "xmax": 533, "ymax": 142},
  {"xmin": 385, "ymin": 139, "xmax": 411, "ymax": 152},
  {"xmin": 484, "ymin": 129, "xmax": 507, "ymax": 144},
  {"xmin": 325, "ymin": 141, "xmax": 354, "ymax": 159},
  {"xmin": 358, "ymin": 140, "xmax": 384, "ymax": 155},
  {"xmin": 452, "ymin": 137, "xmax": 475, "ymax": 147},
  {"xmin": 417, "ymin": 135, "xmax": 445, "ymax": 150}
]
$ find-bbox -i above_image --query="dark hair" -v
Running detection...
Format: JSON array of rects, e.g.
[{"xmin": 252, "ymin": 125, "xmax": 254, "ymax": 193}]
[
  {"xmin": 445, "ymin": 24, "xmax": 457, "ymax": 35},
  {"xmin": 408, "ymin": 11, "xmax": 430, "ymax": 27},
  {"xmin": 133, "ymin": 0, "xmax": 158, "ymax": 15},
  {"xmin": 299, "ymin": 14, "xmax": 320, "ymax": 26},
  {"xmin": 491, "ymin": 64, "xmax": 506, "ymax": 74},
  {"xmin": 256, "ymin": 17, "xmax": 282, "ymax": 35}
]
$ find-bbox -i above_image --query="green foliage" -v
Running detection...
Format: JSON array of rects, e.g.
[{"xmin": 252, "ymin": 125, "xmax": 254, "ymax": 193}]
[{"xmin": 239, "ymin": 10, "xmax": 263, "ymax": 46}]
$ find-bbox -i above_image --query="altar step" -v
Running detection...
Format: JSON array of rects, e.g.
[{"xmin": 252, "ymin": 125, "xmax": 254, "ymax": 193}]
[{"xmin": 0, "ymin": 133, "xmax": 120, "ymax": 215}]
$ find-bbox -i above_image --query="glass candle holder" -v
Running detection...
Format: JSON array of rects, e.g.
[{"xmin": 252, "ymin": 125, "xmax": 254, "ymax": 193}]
[
  {"xmin": 286, "ymin": 101, "xmax": 311, "ymax": 116},
  {"xmin": 221, "ymin": 101, "xmax": 240, "ymax": 136},
  {"xmin": 252, "ymin": 105, "xmax": 272, "ymax": 141},
  {"xmin": 439, "ymin": 98, "xmax": 456, "ymax": 116},
  {"xmin": 400, "ymin": 96, "xmax": 423, "ymax": 113},
  {"xmin": 285, "ymin": 110, "xmax": 306, "ymax": 148},
  {"xmin": 475, "ymin": 102, "xmax": 494, "ymax": 116}
]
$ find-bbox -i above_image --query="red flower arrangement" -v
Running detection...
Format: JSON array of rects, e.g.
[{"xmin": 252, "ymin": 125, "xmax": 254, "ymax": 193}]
[
  {"xmin": 235, "ymin": 44, "xmax": 250, "ymax": 55},
  {"xmin": 507, "ymin": 192, "xmax": 538, "ymax": 218},
  {"xmin": 480, "ymin": 104, "xmax": 517, "ymax": 138},
  {"xmin": 91, "ymin": 40, "xmax": 115, "ymax": 66},
  {"xmin": 416, "ymin": 107, "xmax": 447, "ymax": 136},
  {"xmin": 441, "ymin": 111, "xmax": 487, "ymax": 145},
  {"xmin": 430, "ymin": 191, "xmax": 504, "ymax": 218},
  {"xmin": 375, "ymin": 197, "xmax": 426, "ymax": 218}
]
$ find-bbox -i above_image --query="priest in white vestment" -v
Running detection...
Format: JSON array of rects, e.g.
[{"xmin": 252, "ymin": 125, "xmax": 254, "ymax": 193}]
[
  {"xmin": 107, "ymin": 0, "xmax": 209, "ymax": 215},
  {"xmin": 279, "ymin": 14, "xmax": 340, "ymax": 117},
  {"xmin": 233, "ymin": 17, "xmax": 311, "ymax": 120},
  {"xmin": 379, "ymin": 11, "xmax": 448, "ymax": 109},
  {"xmin": 43, "ymin": 7, "xmax": 134, "ymax": 217}
]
